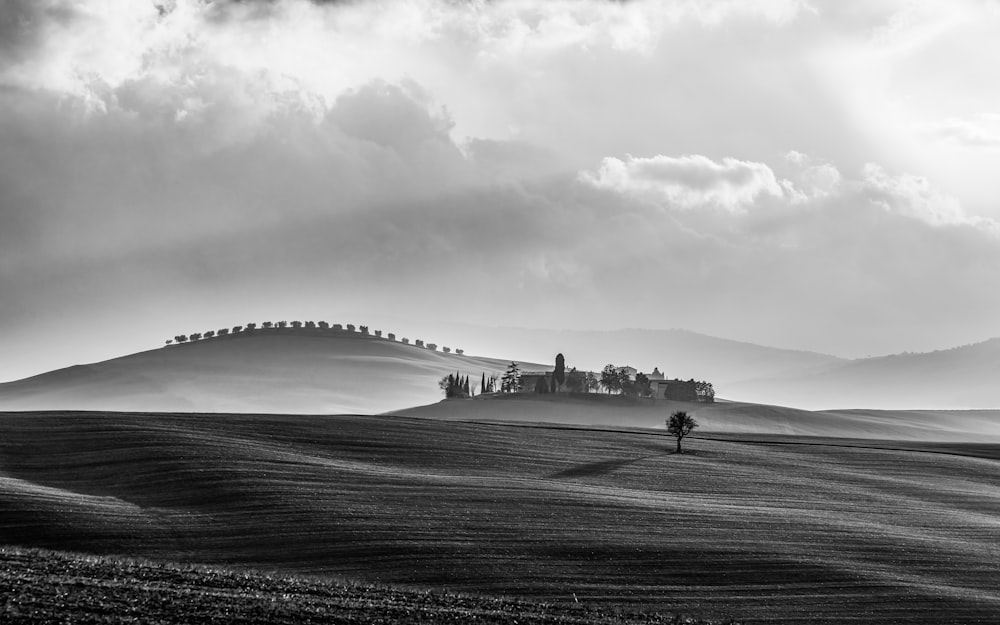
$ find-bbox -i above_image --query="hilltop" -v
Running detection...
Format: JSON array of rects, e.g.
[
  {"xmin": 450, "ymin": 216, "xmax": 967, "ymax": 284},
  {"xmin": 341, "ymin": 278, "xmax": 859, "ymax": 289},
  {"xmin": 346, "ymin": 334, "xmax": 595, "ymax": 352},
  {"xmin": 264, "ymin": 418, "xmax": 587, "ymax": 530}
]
[{"xmin": 0, "ymin": 328, "xmax": 544, "ymax": 414}]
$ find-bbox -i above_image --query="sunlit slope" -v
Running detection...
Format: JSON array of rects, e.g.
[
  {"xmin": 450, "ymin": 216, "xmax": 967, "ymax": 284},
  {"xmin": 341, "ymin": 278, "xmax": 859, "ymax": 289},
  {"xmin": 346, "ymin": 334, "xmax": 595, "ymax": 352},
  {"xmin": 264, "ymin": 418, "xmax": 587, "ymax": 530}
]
[
  {"xmin": 727, "ymin": 337, "xmax": 1000, "ymax": 410},
  {"xmin": 0, "ymin": 331, "xmax": 541, "ymax": 414},
  {"xmin": 2, "ymin": 412, "xmax": 1000, "ymax": 624},
  {"xmin": 394, "ymin": 394, "xmax": 1000, "ymax": 442}
]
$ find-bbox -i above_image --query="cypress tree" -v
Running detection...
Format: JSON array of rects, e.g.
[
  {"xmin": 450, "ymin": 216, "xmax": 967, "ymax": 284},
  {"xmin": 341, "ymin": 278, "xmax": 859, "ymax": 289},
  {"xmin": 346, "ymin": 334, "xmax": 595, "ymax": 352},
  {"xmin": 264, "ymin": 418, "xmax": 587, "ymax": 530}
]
[{"xmin": 554, "ymin": 353, "xmax": 565, "ymax": 391}]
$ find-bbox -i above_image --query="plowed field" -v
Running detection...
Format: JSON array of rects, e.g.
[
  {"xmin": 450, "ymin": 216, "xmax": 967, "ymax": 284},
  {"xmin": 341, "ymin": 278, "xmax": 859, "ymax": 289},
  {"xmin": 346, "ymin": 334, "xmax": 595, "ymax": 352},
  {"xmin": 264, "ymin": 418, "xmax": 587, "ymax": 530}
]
[{"xmin": 2, "ymin": 411, "xmax": 999, "ymax": 623}]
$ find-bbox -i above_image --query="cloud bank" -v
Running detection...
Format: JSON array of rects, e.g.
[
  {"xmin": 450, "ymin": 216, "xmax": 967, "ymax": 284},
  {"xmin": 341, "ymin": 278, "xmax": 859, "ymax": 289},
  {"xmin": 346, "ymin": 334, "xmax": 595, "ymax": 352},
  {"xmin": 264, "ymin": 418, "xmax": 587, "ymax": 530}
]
[{"xmin": 1, "ymin": 0, "xmax": 1000, "ymax": 381}]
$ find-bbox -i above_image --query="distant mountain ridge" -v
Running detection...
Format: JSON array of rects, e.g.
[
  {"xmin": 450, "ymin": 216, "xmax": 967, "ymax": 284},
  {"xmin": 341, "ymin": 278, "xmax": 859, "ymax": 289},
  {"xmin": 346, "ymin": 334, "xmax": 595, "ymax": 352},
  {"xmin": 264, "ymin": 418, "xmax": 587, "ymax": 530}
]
[{"xmin": 726, "ymin": 336, "xmax": 1000, "ymax": 410}]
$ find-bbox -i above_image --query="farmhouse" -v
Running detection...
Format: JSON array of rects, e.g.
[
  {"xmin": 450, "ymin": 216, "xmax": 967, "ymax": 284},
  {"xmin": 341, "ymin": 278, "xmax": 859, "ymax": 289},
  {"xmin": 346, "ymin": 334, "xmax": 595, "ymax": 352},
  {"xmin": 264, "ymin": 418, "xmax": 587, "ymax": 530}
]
[
  {"xmin": 519, "ymin": 371, "xmax": 552, "ymax": 393},
  {"xmin": 512, "ymin": 363, "xmax": 712, "ymax": 402}
]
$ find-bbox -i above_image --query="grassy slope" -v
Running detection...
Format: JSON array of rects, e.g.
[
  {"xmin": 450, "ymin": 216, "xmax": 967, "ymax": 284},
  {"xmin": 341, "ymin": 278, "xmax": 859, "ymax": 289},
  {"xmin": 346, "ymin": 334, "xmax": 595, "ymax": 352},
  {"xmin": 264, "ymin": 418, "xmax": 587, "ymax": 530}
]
[
  {"xmin": 395, "ymin": 394, "xmax": 1000, "ymax": 442},
  {"xmin": 1, "ymin": 547, "xmax": 715, "ymax": 625},
  {"xmin": 0, "ymin": 331, "xmax": 544, "ymax": 414},
  {"xmin": 2, "ymin": 412, "xmax": 1000, "ymax": 623}
]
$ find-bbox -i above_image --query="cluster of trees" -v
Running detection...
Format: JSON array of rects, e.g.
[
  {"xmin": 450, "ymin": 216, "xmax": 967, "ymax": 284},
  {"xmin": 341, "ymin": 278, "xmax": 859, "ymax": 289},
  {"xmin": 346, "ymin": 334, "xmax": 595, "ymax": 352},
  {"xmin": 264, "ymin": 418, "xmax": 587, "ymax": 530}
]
[
  {"xmin": 695, "ymin": 381, "xmax": 715, "ymax": 403},
  {"xmin": 433, "ymin": 351, "xmax": 715, "ymax": 409},
  {"xmin": 565, "ymin": 369, "xmax": 599, "ymax": 393},
  {"xmin": 599, "ymin": 365, "xmax": 653, "ymax": 397},
  {"xmin": 439, "ymin": 372, "xmax": 472, "ymax": 398},
  {"xmin": 483, "ymin": 372, "xmax": 498, "ymax": 394},
  {"xmin": 528, "ymin": 354, "xmax": 599, "ymax": 394},
  {"xmin": 165, "ymin": 322, "xmax": 463, "ymax": 355},
  {"xmin": 439, "ymin": 372, "xmax": 499, "ymax": 398}
]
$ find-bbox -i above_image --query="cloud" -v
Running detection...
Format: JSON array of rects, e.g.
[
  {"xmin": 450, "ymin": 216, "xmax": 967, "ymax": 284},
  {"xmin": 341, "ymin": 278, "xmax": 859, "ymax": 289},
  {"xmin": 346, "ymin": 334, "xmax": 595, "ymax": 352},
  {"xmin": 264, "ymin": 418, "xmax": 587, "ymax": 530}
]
[
  {"xmin": 861, "ymin": 163, "xmax": 1000, "ymax": 231},
  {"xmin": 920, "ymin": 114, "xmax": 1000, "ymax": 148},
  {"xmin": 5, "ymin": 0, "xmax": 1000, "ymax": 382},
  {"xmin": 0, "ymin": 0, "xmax": 813, "ymax": 99},
  {"xmin": 579, "ymin": 154, "xmax": 784, "ymax": 211},
  {"xmin": 781, "ymin": 151, "xmax": 842, "ymax": 201}
]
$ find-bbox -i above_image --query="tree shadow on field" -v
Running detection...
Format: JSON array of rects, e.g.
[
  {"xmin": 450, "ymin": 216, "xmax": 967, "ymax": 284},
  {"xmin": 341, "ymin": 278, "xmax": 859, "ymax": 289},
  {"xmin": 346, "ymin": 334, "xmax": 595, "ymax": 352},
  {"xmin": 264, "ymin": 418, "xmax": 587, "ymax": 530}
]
[
  {"xmin": 633, "ymin": 437, "xmax": 710, "ymax": 456},
  {"xmin": 548, "ymin": 455, "xmax": 656, "ymax": 479}
]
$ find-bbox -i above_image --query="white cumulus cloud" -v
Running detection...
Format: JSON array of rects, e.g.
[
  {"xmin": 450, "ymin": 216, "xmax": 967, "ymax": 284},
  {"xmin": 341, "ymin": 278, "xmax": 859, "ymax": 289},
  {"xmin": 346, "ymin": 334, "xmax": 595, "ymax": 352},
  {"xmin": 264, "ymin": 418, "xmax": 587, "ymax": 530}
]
[
  {"xmin": 579, "ymin": 154, "xmax": 784, "ymax": 211},
  {"xmin": 862, "ymin": 163, "xmax": 1000, "ymax": 232}
]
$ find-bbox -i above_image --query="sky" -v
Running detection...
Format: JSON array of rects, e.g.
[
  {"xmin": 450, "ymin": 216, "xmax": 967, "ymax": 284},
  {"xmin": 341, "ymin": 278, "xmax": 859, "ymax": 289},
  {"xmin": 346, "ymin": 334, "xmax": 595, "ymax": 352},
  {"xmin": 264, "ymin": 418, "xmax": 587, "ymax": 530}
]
[{"xmin": 2, "ymin": 0, "xmax": 1000, "ymax": 382}]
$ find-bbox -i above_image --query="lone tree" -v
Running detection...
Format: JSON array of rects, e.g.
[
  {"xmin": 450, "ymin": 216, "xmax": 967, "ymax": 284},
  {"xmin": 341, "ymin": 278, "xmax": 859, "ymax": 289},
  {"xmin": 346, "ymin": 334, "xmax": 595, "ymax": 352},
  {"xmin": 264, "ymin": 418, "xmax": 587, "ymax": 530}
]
[{"xmin": 666, "ymin": 411, "xmax": 698, "ymax": 454}]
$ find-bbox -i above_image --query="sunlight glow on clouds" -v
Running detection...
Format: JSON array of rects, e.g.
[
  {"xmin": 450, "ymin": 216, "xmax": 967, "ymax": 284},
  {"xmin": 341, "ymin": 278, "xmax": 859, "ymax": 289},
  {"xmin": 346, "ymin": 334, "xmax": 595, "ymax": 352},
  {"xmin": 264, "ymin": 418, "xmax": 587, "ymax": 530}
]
[
  {"xmin": 2, "ymin": 0, "xmax": 1000, "ymax": 381},
  {"xmin": 861, "ymin": 163, "xmax": 1000, "ymax": 232},
  {"xmin": 919, "ymin": 114, "xmax": 1000, "ymax": 148}
]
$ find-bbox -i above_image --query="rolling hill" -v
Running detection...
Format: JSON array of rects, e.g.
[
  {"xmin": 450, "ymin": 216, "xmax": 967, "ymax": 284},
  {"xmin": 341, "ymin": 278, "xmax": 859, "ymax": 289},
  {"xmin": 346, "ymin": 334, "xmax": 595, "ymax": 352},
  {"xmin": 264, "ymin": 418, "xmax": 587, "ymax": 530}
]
[
  {"xmin": 0, "ymin": 329, "xmax": 544, "ymax": 415},
  {"xmin": 2, "ymin": 326, "xmax": 999, "ymax": 414},
  {"xmin": 2, "ymin": 411, "xmax": 999, "ymax": 624},
  {"xmin": 394, "ymin": 394, "xmax": 1000, "ymax": 442}
]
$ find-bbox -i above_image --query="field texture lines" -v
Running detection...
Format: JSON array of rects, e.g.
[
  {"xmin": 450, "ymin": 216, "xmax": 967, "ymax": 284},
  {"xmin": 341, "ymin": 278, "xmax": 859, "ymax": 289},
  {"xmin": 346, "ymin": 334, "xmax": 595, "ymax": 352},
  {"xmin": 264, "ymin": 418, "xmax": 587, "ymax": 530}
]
[
  {"xmin": 3, "ymin": 547, "xmax": 714, "ymax": 625},
  {"xmin": 1, "ymin": 411, "xmax": 999, "ymax": 623}
]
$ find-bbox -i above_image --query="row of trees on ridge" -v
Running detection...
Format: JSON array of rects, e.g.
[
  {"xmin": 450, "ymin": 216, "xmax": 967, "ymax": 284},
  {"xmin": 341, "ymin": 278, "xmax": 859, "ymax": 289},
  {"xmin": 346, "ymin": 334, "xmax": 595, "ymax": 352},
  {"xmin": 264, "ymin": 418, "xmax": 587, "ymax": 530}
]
[{"xmin": 165, "ymin": 322, "xmax": 463, "ymax": 355}]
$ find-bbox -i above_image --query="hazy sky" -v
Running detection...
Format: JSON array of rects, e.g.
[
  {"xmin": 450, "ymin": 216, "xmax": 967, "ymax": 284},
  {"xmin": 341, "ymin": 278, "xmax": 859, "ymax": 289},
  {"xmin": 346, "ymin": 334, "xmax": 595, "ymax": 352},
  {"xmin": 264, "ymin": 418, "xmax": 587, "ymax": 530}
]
[{"xmin": 2, "ymin": 0, "xmax": 1000, "ymax": 381}]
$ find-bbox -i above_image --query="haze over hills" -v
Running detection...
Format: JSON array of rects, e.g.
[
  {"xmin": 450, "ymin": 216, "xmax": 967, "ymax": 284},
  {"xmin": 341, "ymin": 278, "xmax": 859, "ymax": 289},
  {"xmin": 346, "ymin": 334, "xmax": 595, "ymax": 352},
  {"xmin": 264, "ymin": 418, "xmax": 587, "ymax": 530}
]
[
  {"xmin": 726, "ymin": 337, "xmax": 1000, "ymax": 410},
  {"xmin": 1, "ymin": 324, "xmax": 999, "ymax": 415},
  {"xmin": 376, "ymin": 323, "xmax": 849, "ymax": 387}
]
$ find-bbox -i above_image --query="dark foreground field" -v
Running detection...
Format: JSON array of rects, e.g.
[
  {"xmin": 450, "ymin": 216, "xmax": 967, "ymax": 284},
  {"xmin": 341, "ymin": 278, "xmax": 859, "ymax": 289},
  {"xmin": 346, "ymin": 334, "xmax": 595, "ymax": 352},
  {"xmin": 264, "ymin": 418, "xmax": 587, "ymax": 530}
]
[
  {"xmin": 1, "ymin": 546, "xmax": 712, "ymax": 625},
  {"xmin": 2, "ymin": 411, "xmax": 1000, "ymax": 624}
]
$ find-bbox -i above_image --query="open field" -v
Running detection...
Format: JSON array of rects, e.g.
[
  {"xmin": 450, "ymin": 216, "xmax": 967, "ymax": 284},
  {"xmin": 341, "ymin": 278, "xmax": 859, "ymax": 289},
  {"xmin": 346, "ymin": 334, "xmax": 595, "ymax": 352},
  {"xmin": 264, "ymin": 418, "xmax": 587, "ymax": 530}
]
[
  {"xmin": 396, "ymin": 393, "xmax": 1000, "ymax": 442},
  {"xmin": 1, "ymin": 546, "xmax": 716, "ymax": 625},
  {"xmin": 2, "ymin": 410, "xmax": 1000, "ymax": 623}
]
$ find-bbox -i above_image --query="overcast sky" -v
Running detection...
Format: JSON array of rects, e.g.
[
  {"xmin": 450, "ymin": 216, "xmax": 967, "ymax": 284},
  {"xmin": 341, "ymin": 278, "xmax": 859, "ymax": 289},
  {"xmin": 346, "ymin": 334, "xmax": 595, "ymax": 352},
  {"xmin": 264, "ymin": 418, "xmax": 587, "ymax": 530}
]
[{"xmin": 2, "ymin": 0, "xmax": 1000, "ymax": 381}]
